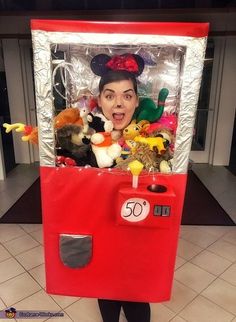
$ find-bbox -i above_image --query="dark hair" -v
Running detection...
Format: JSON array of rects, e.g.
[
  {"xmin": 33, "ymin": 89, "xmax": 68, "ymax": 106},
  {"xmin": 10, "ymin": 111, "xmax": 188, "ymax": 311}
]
[{"xmin": 99, "ymin": 70, "xmax": 138, "ymax": 94}]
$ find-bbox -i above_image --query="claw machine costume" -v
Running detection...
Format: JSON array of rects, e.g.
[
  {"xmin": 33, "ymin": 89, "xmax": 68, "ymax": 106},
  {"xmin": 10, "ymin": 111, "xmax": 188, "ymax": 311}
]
[{"xmin": 31, "ymin": 20, "xmax": 209, "ymax": 302}]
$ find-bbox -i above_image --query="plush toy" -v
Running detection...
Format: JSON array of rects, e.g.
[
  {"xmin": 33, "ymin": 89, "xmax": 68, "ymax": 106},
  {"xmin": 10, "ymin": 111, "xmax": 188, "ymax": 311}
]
[
  {"xmin": 116, "ymin": 120, "xmax": 149, "ymax": 161},
  {"xmin": 87, "ymin": 111, "xmax": 113, "ymax": 133},
  {"xmin": 54, "ymin": 107, "xmax": 83, "ymax": 129},
  {"xmin": 91, "ymin": 132, "xmax": 122, "ymax": 168},
  {"xmin": 75, "ymin": 94, "xmax": 98, "ymax": 134},
  {"xmin": 115, "ymin": 142, "xmax": 158, "ymax": 171},
  {"xmin": 79, "ymin": 106, "xmax": 90, "ymax": 134},
  {"xmin": 118, "ymin": 139, "xmax": 136, "ymax": 161},
  {"xmin": 87, "ymin": 112, "xmax": 122, "ymax": 168},
  {"xmin": 115, "ymin": 123, "xmax": 174, "ymax": 172},
  {"xmin": 55, "ymin": 155, "xmax": 77, "ymax": 167},
  {"xmin": 123, "ymin": 120, "xmax": 149, "ymax": 140},
  {"xmin": 3, "ymin": 107, "xmax": 84, "ymax": 146},
  {"xmin": 159, "ymin": 159, "xmax": 172, "ymax": 173},
  {"xmin": 56, "ymin": 124, "xmax": 93, "ymax": 166},
  {"xmin": 145, "ymin": 113, "xmax": 177, "ymax": 154},
  {"xmin": 3, "ymin": 123, "xmax": 38, "ymax": 144},
  {"xmin": 145, "ymin": 113, "xmax": 178, "ymax": 136},
  {"xmin": 116, "ymin": 140, "xmax": 173, "ymax": 173},
  {"xmin": 132, "ymin": 88, "xmax": 169, "ymax": 123},
  {"xmin": 134, "ymin": 135, "xmax": 168, "ymax": 154}
]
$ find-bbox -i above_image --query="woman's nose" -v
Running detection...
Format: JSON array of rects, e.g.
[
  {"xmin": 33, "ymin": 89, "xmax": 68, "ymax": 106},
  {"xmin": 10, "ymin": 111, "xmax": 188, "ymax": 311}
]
[{"xmin": 115, "ymin": 96, "xmax": 122, "ymax": 108}]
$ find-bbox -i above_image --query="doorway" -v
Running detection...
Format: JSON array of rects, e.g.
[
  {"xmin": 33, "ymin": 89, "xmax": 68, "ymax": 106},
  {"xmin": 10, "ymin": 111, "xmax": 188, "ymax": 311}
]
[
  {"xmin": 0, "ymin": 42, "xmax": 16, "ymax": 174},
  {"xmin": 0, "ymin": 39, "xmax": 38, "ymax": 180},
  {"xmin": 190, "ymin": 40, "xmax": 215, "ymax": 163},
  {"xmin": 190, "ymin": 38, "xmax": 225, "ymax": 164},
  {"xmin": 227, "ymin": 109, "xmax": 236, "ymax": 175}
]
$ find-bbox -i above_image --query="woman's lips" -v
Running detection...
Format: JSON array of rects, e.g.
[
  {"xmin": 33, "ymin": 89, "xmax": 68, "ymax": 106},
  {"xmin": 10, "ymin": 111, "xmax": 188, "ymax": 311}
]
[{"xmin": 113, "ymin": 113, "xmax": 125, "ymax": 121}]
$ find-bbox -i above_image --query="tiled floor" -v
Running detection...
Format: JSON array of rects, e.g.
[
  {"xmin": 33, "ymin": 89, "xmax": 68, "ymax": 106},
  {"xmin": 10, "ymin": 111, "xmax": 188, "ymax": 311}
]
[
  {"xmin": 0, "ymin": 224, "xmax": 235, "ymax": 321},
  {"xmin": 0, "ymin": 164, "xmax": 235, "ymax": 321}
]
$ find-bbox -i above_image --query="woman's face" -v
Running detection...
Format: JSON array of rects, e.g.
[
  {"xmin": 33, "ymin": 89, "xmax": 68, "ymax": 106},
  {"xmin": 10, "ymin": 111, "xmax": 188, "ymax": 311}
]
[{"xmin": 98, "ymin": 79, "xmax": 139, "ymax": 130}]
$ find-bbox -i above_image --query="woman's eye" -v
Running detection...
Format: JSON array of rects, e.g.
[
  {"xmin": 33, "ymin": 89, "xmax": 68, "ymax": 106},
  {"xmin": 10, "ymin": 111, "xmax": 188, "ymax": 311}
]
[
  {"xmin": 124, "ymin": 94, "xmax": 132, "ymax": 100},
  {"xmin": 105, "ymin": 95, "xmax": 114, "ymax": 100}
]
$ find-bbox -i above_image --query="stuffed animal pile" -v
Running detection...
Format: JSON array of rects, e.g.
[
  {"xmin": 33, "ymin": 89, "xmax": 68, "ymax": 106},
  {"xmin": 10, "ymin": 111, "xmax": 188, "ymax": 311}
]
[
  {"xmin": 115, "ymin": 111, "xmax": 177, "ymax": 173},
  {"xmin": 2, "ymin": 89, "xmax": 177, "ymax": 173}
]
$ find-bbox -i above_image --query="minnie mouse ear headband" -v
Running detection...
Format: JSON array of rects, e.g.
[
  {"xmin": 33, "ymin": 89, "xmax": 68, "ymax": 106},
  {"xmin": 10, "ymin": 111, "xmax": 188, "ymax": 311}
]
[{"xmin": 90, "ymin": 53, "xmax": 145, "ymax": 77}]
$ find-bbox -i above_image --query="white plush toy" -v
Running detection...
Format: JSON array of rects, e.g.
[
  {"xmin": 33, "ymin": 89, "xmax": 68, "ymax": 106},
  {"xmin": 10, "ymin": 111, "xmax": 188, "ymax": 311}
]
[
  {"xmin": 91, "ymin": 132, "xmax": 122, "ymax": 168},
  {"xmin": 88, "ymin": 112, "xmax": 122, "ymax": 168}
]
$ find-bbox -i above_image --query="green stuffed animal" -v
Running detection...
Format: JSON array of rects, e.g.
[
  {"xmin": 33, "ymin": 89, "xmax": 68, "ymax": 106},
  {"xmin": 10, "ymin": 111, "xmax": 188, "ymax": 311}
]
[{"xmin": 133, "ymin": 88, "xmax": 169, "ymax": 123}]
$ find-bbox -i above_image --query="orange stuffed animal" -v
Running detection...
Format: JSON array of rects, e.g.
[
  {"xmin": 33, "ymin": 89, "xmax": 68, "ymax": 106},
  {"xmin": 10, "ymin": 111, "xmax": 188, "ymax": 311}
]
[{"xmin": 54, "ymin": 107, "xmax": 83, "ymax": 129}]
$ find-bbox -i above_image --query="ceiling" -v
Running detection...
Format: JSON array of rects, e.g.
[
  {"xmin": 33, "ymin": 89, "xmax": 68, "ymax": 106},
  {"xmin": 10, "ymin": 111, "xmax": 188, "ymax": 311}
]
[{"xmin": 0, "ymin": 0, "xmax": 235, "ymax": 11}]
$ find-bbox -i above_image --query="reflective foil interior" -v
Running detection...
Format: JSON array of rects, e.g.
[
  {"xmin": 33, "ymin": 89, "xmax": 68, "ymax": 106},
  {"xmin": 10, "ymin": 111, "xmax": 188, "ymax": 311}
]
[{"xmin": 32, "ymin": 30, "xmax": 207, "ymax": 173}]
